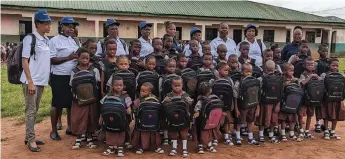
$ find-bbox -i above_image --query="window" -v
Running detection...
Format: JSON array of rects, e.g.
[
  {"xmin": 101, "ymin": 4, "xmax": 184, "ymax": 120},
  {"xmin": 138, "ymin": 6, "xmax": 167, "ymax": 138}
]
[
  {"xmin": 205, "ymin": 28, "xmax": 218, "ymax": 41},
  {"xmin": 306, "ymin": 31, "xmax": 316, "ymax": 43},
  {"xmin": 286, "ymin": 30, "xmax": 291, "ymax": 43},
  {"xmin": 175, "ymin": 27, "xmax": 182, "ymax": 40},
  {"xmin": 263, "ymin": 30, "xmax": 275, "ymax": 42}
]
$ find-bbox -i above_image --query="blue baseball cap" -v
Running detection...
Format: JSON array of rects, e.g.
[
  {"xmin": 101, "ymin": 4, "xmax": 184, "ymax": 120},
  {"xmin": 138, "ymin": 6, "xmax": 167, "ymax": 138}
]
[
  {"xmin": 60, "ymin": 17, "xmax": 79, "ymax": 25},
  {"xmin": 139, "ymin": 21, "xmax": 152, "ymax": 30},
  {"xmin": 105, "ymin": 19, "xmax": 120, "ymax": 28},
  {"xmin": 190, "ymin": 27, "xmax": 201, "ymax": 35},
  {"xmin": 34, "ymin": 9, "xmax": 51, "ymax": 22}
]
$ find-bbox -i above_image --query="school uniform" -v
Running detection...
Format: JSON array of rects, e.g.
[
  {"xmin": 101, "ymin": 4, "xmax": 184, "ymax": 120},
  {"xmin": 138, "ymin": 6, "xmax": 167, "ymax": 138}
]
[
  {"xmin": 184, "ymin": 43, "xmax": 203, "ymax": 57},
  {"xmin": 98, "ymin": 58, "xmax": 117, "ymax": 93},
  {"xmin": 69, "ymin": 66, "xmax": 100, "ymax": 135},
  {"xmin": 139, "ymin": 36, "xmax": 153, "ymax": 57},
  {"xmin": 238, "ymin": 56, "xmax": 251, "ymax": 70},
  {"xmin": 49, "ymin": 34, "xmax": 79, "ymax": 108},
  {"xmin": 236, "ymin": 38, "xmax": 266, "ymax": 67},
  {"xmin": 298, "ymin": 72, "xmax": 319, "ymax": 118},
  {"xmin": 278, "ymin": 77, "xmax": 298, "ymax": 123},
  {"xmin": 96, "ymin": 37, "xmax": 129, "ymax": 56},
  {"xmin": 320, "ymin": 73, "xmax": 345, "ymax": 121},
  {"xmin": 210, "ymin": 37, "xmax": 237, "ymax": 59}
]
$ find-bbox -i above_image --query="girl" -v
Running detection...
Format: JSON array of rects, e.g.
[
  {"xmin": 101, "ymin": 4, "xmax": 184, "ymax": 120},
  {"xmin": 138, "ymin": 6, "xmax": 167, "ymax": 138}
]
[
  {"xmin": 131, "ymin": 82, "xmax": 164, "ymax": 154},
  {"xmin": 271, "ymin": 44, "xmax": 284, "ymax": 69},
  {"xmin": 99, "ymin": 40, "xmax": 117, "ymax": 96},
  {"xmin": 194, "ymin": 82, "xmax": 222, "ymax": 153},
  {"xmin": 163, "ymin": 76, "xmax": 194, "ymax": 157},
  {"xmin": 262, "ymin": 49, "xmax": 282, "ymax": 74},
  {"xmin": 146, "ymin": 38, "xmax": 169, "ymax": 75},
  {"xmin": 202, "ymin": 41, "xmax": 211, "ymax": 55},
  {"xmin": 238, "ymin": 41, "xmax": 251, "ymax": 70},
  {"xmin": 70, "ymin": 47, "xmax": 100, "ymax": 150},
  {"xmin": 186, "ymin": 40, "xmax": 203, "ymax": 71},
  {"xmin": 176, "ymin": 54, "xmax": 188, "ymax": 75},
  {"xmin": 321, "ymin": 58, "xmax": 345, "ymax": 140},
  {"xmin": 162, "ymin": 34, "xmax": 175, "ymax": 57},
  {"xmin": 100, "ymin": 76, "xmax": 132, "ymax": 157}
]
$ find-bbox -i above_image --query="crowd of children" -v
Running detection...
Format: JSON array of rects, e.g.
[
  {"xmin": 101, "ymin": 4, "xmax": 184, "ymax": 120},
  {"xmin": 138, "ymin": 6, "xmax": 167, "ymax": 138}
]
[{"xmin": 69, "ymin": 37, "xmax": 345, "ymax": 157}]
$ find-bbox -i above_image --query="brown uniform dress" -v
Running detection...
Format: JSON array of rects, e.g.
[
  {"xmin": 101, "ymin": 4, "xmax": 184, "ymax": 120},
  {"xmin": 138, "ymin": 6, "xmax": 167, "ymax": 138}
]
[{"xmin": 278, "ymin": 77, "xmax": 298, "ymax": 123}]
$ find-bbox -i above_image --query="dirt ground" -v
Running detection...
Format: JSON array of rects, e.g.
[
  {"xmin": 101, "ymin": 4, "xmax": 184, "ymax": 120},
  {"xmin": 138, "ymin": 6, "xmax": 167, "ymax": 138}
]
[{"xmin": 2, "ymin": 117, "xmax": 345, "ymax": 159}]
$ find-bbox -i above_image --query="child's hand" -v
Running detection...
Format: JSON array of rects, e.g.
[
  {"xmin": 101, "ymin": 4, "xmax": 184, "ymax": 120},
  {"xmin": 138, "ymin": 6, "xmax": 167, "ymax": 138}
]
[
  {"xmin": 255, "ymin": 106, "xmax": 260, "ymax": 117},
  {"xmin": 274, "ymin": 104, "xmax": 280, "ymax": 113},
  {"xmin": 291, "ymin": 55, "xmax": 299, "ymax": 63},
  {"xmin": 193, "ymin": 113, "xmax": 199, "ymax": 118},
  {"xmin": 184, "ymin": 96, "xmax": 194, "ymax": 104},
  {"xmin": 98, "ymin": 116, "xmax": 103, "ymax": 125},
  {"xmin": 163, "ymin": 97, "xmax": 171, "ymax": 103},
  {"xmin": 127, "ymin": 107, "xmax": 132, "ymax": 114},
  {"xmin": 137, "ymin": 60, "xmax": 145, "ymax": 67},
  {"xmin": 222, "ymin": 112, "xmax": 227, "ymax": 116},
  {"xmin": 101, "ymin": 92, "xmax": 106, "ymax": 97},
  {"xmin": 133, "ymin": 99, "xmax": 140, "ymax": 108},
  {"xmin": 235, "ymin": 109, "xmax": 240, "ymax": 118}
]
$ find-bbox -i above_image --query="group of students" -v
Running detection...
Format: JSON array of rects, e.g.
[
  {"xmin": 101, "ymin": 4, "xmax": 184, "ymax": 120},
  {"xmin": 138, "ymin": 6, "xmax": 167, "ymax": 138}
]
[{"xmin": 69, "ymin": 33, "xmax": 345, "ymax": 157}]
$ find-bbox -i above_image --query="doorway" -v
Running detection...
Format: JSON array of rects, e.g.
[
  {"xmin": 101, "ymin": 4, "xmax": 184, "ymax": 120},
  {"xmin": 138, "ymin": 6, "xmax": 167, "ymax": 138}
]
[
  {"xmin": 233, "ymin": 29, "xmax": 242, "ymax": 44},
  {"xmin": 19, "ymin": 20, "xmax": 32, "ymax": 41},
  {"xmin": 331, "ymin": 31, "xmax": 337, "ymax": 53}
]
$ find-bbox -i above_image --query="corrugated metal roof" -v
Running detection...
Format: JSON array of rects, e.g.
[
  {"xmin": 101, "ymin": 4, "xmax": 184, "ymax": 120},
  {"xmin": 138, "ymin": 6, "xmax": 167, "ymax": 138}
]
[{"xmin": 1, "ymin": 0, "xmax": 344, "ymax": 24}]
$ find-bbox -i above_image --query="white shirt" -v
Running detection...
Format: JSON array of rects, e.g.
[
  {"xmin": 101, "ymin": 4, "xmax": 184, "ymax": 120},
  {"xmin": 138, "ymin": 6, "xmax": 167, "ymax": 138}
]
[
  {"xmin": 96, "ymin": 37, "xmax": 129, "ymax": 56},
  {"xmin": 236, "ymin": 38, "xmax": 266, "ymax": 67},
  {"xmin": 49, "ymin": 34, "xmax": 79, "ymax": 75},
  {"xmin": 139, "ymin": 37, "xmax": 153, "ymax": 57},
  {"xmin": 183, "ymin": 42, "xmax": 203, "ymax": 56},
  {"xmin": 20, "ymin": 31, "xmax": 51, "ymax": 86},
  {"xmin": 210, "ymin": 37, "xmax": 237, "ymax": 60}
]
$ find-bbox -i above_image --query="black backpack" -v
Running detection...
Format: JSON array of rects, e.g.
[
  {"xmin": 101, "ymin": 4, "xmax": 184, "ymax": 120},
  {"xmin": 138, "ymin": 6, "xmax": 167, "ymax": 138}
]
[
  {"xmin": 293, "ymin": 54, "xmax": 308, "ymax": 78},
  {"xmin": 324, "ymin": 72, "xmax": 345, "ymax": 102},
  {"xmin": 7, "ymin": 34, "xmax": 36, "ymax": 84},
  {"xmin": 200, "ymin": 95, "xmax": 224, "ymax": 130},
  {"xmin": 153, "ymin": 54, "xmax": 167, "ymax": 75},
  {"xmin": 262, "ymin": 74, "xmax": 283, "ymax": 104},
  {"xmin": 101, "ymin": 96, "xmax": 127, "ymax": 132},
  {"xmin": 101, "ymin": 59, "xmax": 117, "ymax": 89},
  {"xmin": 137, "ymin": 71, "xmax": 160, "ymax": 97},
  {"xmin": 250, "ymin": 59, "xmax": 263, "ymax": 78},
  {"xmin": 238, "ymin": 76, "xmax": 261, "ymax": 109},
  {"xmin": 316, "ymin": 59, "xmax": 329, "ymax": 76},
  {"xmin": 181, "ymin": 68, "xmax": 198, "ymax": 98},
  {"xmin": 71, "ymin": 67, "xmax": 98, "ymax": 106},
  {"xmin": 113, "ymin": 70, "xmax": 136, "ymax": 100},
  {"xmin": 187, "ymin": 54, "xmax": 202, "ymax": 71},
  {"xmin": 135, "ymin": 97, "xmax": 161, "ymax": 131},
  {"xmin": 275, "ymin": 59, "xmax": 285, "ymax": 71},
  {"xmin": 229, "ymin": 71, "xmax": 241, "ymax": 82},
  {"xmin": 163, "ymin": 96, "xmax": 189, "ymax": 131},
  {"xmin": 281, "ymin": 83, "xmax": 304, "ymax": 114},
  {"xmin": 197, "ymin": 68, "xmax": 215, "ymax": 85},
  {"xmin": 211, "ymin": 79, "xmax": 233, "ymax": 111},
  {"xmin": 162, "ymin": 74, "xmax": 179, "ymax": 101},
  {"xmin": 304, "ymin": 77, "xmax": 325, "ymax": 107}
]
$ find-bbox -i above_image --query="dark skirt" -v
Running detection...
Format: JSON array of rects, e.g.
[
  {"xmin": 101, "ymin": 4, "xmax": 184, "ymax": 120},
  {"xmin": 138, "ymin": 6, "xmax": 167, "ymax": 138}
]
[
  {"xmin": 168, "ymin": 128, "xmax": 189, "ymax": 140},
  {"xmin": 71, "ymin": 102, "xmax": 98, "ymax": 135},
  {"xmin": 50, "ymin": 73, "xmax": 72, "ymax": 108},
  {"xmin": 131, "ymin": 130, "xmax": 161, "ymax": 149}
]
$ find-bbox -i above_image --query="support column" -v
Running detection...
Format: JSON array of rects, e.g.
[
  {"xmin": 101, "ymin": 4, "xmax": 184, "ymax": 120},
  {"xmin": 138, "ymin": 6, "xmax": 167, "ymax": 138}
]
[
  {"xmin": 290, "ymin": 28, "xmax": 294, "ymax": 43},
  {"xmin": 327, "ymin": 29, "xmax": 332, "ymax": 54},
  {"xmin": 201, "ymin": 24, "xmax": 206, "ymax": 41},
  {"xmin": 32, "ymin": 16, "xmax": 36, "ymax": 33},
  {"xmin": 95, "ymin": 20, "xmax": 99, "ymax": 38},
  {"xmin": 153, "ymin": 22, "xmax": 158, "ymax": 37}
]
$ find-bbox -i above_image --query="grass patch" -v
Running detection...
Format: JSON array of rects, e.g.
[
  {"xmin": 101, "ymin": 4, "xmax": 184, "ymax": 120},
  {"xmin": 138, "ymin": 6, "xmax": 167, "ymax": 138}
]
[{"xmin": 339, "ymin": 58, "xmax": 345, "ymax": 75}]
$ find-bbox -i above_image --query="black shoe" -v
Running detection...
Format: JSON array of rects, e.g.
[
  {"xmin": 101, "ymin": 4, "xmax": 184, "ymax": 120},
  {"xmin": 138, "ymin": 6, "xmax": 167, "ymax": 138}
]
[
  {"xmin": 24, "ymin": 140, "xmax": 45, "ymax": 145},
  {"xmin": 65, "ymin": 129, "xmax": 73, "ymax": 136},
  {"xmin": 50, "ymin": 132, "xmax": 61, "ymax": 140},
  {"xmin": 321, "ymin": 124, "xmax": 326, "ymax": 131}
]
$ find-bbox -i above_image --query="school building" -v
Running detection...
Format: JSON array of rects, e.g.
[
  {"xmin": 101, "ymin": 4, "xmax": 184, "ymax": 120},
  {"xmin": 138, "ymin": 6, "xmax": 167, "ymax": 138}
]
[{"xmin": 1, "ymin": 1, "xmax": 345, "ymax": 55}]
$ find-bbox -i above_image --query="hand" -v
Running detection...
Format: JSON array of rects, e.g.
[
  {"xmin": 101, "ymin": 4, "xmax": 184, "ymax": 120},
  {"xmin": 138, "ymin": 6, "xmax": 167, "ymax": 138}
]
[
  {"xmin": 68, "ymin": 51, "xmax": 77, "ymax": 60},
  {"xmin": 137, "ymin": 60, "xmax": 145, "ymax": 67},
  {"xmin": 27, "ymin": 82, "xmax": 36, "ymax": 95},
  {"xmin": 98, "ymin": 117, "xmax": 103, "ymax": 125},
  {"xmin": 222, "ymin": 112, "xmax": 227, "ymax": 116},
  {"xmin": 101, "ymin": 92, "xmax": 106, "ymax": 97},
  {"xmin": 193, "ymin": 113, "xmax": 199, "ymax": 118},
  {"xmin": 255, "ymin": 108, "xmax": 260, "ymax": 117},
  {"xmin": 292, "ymin": 55, "xmax": 299, "ymax": 63},
  {"xmin": 274, "ymin": 104, "xmax": 280, "ymax": 113},
  {"xmin": 127, "ymin": 107, "xmax": 132, "ymax": 114},
  {"xmin": 163, "ymin": 97, "xmax": 171, "ymax": 103},
  {"xmin": 235, "ymin": 109, "xmax": 240, "ymax": 118}
]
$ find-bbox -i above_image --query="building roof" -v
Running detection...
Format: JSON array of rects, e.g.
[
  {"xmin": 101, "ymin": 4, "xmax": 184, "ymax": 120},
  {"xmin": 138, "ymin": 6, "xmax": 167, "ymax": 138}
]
[
  {"xmin": 325, "ymin": 16, "xmax": 345, "ymax": 23},
  {"xmin": 2, "ymin": 0, "xmax": 345, "ymax": 25}
]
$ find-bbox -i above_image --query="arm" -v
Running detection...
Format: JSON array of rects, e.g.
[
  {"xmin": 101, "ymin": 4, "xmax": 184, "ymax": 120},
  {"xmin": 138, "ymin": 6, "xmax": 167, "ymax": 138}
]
[
  {"xmin": 22, "ymin": 36, "xmax": 35, "ymax": 95},
  {"xmin": 96, "ymin": 41, "xmax": 103, "ymax": 56}
]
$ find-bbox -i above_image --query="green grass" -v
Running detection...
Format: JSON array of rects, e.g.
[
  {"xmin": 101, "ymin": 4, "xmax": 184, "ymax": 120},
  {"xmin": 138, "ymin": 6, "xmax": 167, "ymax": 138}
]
[
  {"xmin": 1, "ymin": 66, "xmax": 52, "ymax": 124},
  {"xmin": 339, "ymin": 58, "xmax": 345, "ymax": 74}
]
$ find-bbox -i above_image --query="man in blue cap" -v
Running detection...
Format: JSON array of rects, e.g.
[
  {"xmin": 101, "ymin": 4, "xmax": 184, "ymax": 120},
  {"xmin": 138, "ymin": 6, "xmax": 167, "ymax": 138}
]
[
  {"xmin": 183, "ymin": 27, "xmax": 203, "ymax": 56},
  {"xmin": 138, "ymin": 21, "xmax": 153, "ymax": 57},
  {"xmin": 20, "ymin": 9, "xmax": 51, "ymax": 152},
  {"xmin": 96, "ymin": 19, "xmax": 128, "ymax": 57}
]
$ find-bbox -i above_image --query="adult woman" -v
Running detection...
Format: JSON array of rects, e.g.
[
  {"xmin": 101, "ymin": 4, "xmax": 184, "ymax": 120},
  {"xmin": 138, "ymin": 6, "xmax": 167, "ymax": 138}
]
[
  {"xmin": 138, "ymin": 21, "xmax": 153, "ymax": 57},
  {"xmin": 183, "ymin": 27, "xmax": 203, "ymax": 56},
  {"xmin": 210, "ymin": 22, "xmax": 237, "ymax": 59},
  {"xmin": 49, "ymin": 17, "xmax": 79, "ymax": 140},
  {"xmin": 164, "ymin": 21, "xmax": 183, "ymax": 53},
  {"xmin": 21, "ymin": 9, "xmax": 52, "ymax": 152},
  {"xmin": 236, "ymin": 24, "xmax": 266, "ymax": 67}
]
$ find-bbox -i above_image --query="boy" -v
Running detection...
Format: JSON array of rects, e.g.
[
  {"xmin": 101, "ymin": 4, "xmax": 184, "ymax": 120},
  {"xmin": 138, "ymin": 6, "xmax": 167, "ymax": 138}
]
[
  {"xmin": 214, "ymin": 44, "xmax": 227, "ymax": 66},
  {"xmin": 187, "ymin": 40, "xmax": 203, "ymax": 70},
  {"xmin": 146, "ymin": 38, "xmax": 169, "ymax": 75},
  {"xmin": 99, "ymin": 40, "xmax": 117, "ymax": 96},
  {"xmin": 202, "ymin": 41, "xmax": 211, "ymax": 55},
  {"xmin": 288, "ymin": 40, "xmax": 310, "ymax": 78},
  {"xmin": 128, "ymin": 39, "xmax": 145, "ymax": 72}
]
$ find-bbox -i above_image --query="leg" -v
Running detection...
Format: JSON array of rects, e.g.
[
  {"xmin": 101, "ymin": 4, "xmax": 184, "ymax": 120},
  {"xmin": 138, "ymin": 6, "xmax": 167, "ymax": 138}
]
[
  {"xmin": 50, "ymin": 107, "xmax": 62, "ymax": 140},
  {"xmin": 330, "ymin": 120, "xmax": 341, "ymax": 140},
  {"xmin": 259, "ymin": 126, "xmax": 265, "ymax": 142},
  {"xmin": 247, "ymin": 122, "xmax": 259, "ymax": 145},
  {"xmin": 280, "ymin": 121, "xmax": 287, "ymax": 142},
  {"xmin": 57, "ymin": 110, "xmax": 62, "ymax": 130},
  {"xmin": 65, "ymin": 108, "xmax": 72, "ymax": 135}
]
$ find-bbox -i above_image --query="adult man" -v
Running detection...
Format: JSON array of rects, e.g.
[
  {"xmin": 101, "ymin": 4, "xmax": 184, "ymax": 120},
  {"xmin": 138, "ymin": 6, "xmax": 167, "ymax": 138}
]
[
  {"xmin": 210, "ymin": 22, "xmax": 237, "ymax": 59},
  {"xmin": 282, "ymin": 26, "xmax": 311, "ymax": 61}
]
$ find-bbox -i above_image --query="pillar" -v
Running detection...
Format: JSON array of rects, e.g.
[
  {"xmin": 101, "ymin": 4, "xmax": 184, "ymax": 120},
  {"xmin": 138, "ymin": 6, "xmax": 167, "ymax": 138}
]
[
  {"xmin": 327, "ymin": 29, "xmax": 332, "ymax": 54},
  {"xmin": 32, "ymin": 16, "xmax": 36, "ymax": 33},
  {"xmin": 95, "ymin": 20, "xmax": 99, "ymax": 38},
  {"xmin": 201, "ymin": 24, "xmax": 206, "ymax": 41},
  {"xmin": 290, "ymin": 28, "xmax": 294, "ymax": 43},
  {"xmin": 153, "ymin": 22, "xmax": 158, "ymax": 37}
]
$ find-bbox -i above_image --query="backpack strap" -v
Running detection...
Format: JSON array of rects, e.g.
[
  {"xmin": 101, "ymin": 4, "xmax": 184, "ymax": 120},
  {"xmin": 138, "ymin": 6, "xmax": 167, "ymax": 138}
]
[
  {"xmin": 257, "ymin": 39, "xmax": 263, "ymax": 58},
  {"xmin": 119, "ymin": 39, "xmax": 127, "ymax": 53},
  {"xmin": 144, "ymin": 96, "xmax": 159, "ymax": 102},
  {"xmin": 27, "ymin": 33, "xmax": 36, "ymax": 60},
  {"xmin": 73, "ymin": 37, "xmax": 80, "ymax": 47}
]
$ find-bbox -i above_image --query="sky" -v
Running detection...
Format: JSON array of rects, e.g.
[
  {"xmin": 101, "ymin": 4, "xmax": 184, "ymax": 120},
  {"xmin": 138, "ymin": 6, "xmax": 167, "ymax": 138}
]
[{"xmin": 251, "ymin": 0, "xmax": 345, "ymax": 19}]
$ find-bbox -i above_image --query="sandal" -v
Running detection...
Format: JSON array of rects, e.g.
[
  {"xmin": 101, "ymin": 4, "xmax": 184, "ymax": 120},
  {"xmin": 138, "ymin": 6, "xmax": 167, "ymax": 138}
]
[
  {"xmin": 102, "ymin": 146, "xmax": 115, "ymax": 156},
  {"xmin": 56, "ymin": 123, "xmax": 62, "ymax": 130},
  {"xmin": 117, "ymin": 147, "xmax": 124, "ymax": 157},
  {"xmin": 169, "ymin": 149, "xmax": 177, "ymax": 156},
  {"xmin": 155, "ymin": 147, "xmax": 164, "ymax": 154},
  {"xmin": 136, "ymin": 149, "xmax": 143, "ymax": 154},
  {"xmin": 248, "ymin": 139, "xmax": 260, "ymax": 145},
  {"xmin": 289, "ymin": 135, "xmax": 299, "ymax": 141},
  {"xmin": 315, "ymin": 124, "xmax": 321, "ymax": 133},
  {"xmin": 86, "ymin": 138, "xmax": 97, "ymax": 149},
  {"xmin": 24, "ymin": 139, "xmax": 45, "ymax": 145},
  {"xmin": 259, "ymin": 136, "xmax": 265, "ymax": 143},
  {"xmin": 182, "ymin": 149, "xmax": 189, "ymax": 158},
  {"xmin": 330, "ymin": 132, "xmax": 341, "ymax": 140},
  {"xmin": 270, "ymin": 136, "xmax": 280, "ymax": 144},
  {"xmin": 281, "ymin": 135, "xmax": 288, "ymax": 142},
  {"xmin": 163, "ymin": 139, "xmax": 169, "ymax": 146},
  {"xmin": 72, "ymin": 139, "xmax": 82, "ymax": 150},
  {"xmin": 197, "ymin": 144, "xmax": 204, "ymax": 154},
  {"xmin": 208, "ymin": 146, "xmax": 217, "ymax": 153},
  {"xmin": 324, "ymin": 132, "xmax": 331, "ymax": 140},
  {"xmin": 212, "ymin": 140, "xmax": 218, "ymax": 146},
  {"xmin": 240, "ymin": 127, "xmax": 248, "ymax": 136},
  {"xmin": 224, "ymin": 139, "xmax": 234, "ymax": 146},
  {"xmin": 124, "ymin": 142, "xmax": 133, "ymax": 149},
  {"xmin": 235, "ymin": 138, "xmax": 242, "ymax": 146},
  {"xmin": 305, "ymin": 132, "xmax": 315, "ymax": 139},
  {"xmin": 274, "ymin": 127, "xmax": 280, "ymax": 136},
  {"xmin": 80, "ymin": 134, "xmax": 86, "ymax": 142},
  {"xmin": 27, "ymin": 142, "xmax": 40, "ymax": 152}
]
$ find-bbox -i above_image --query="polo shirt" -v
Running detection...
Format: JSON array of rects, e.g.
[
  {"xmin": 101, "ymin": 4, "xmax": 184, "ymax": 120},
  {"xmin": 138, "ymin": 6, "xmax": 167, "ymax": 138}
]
[
  {"xmin": 210, "ymin": 37, "xmax": 237, "ymax": 59},
  {"xmin": 139, "ymin": 36, "xmax": 153, "ymax": 57},
  {"xmin": 96, "ymin": 37, "xmax": 129, "ymax": 56},
  {"xmin": 183, "ymin": 42, "xmax": 203, "ymax": 56},
  {"xmin": 236, "ymin": 38, "xmax": 266, "ymax": 67}
]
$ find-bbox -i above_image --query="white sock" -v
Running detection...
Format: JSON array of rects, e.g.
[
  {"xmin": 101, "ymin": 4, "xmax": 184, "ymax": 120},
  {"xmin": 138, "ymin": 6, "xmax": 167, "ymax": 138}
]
[
  {"xmin": 305, "ymin": 130, "xmax": 309, "ymax": 133},
  {"xmin": 281, "ymin": 130, "xmax": 286, "ymax": 136},
  {"xmin": 182, "ymin": 140, "xmax": 187, "ymax": 150},
  {"xmin": 172, "ymin": 140, "xmax": 177, "ymax": 149},
  {"xmin": 208, "ymin": 142, "xmax": 212, "ymax": 147},
  {"xmin": 268, "ymin": 132, "xmax": 274, "ymax": 138},
  {"xmin": 325, "ymin": 130, "xmax": 329, "ymax": 133},
  {"xmin": 300, "ymin": 129, "xmax": 304, "ymax": 133},
  {"xmin": 248, "ymin": 132, "xmax": 253, "ymax": 140},
  {"xmin": 259, "ymin": 130, "xmax": 264, "ymax": 137},
  {"xmin": 289, "ymin": 131, "xmax": 295, "ymax": 136},
  {"xmin": 316, "ymin": 120, "xmax": 320, "ymax": 125},
  {"xmin": 164, "ymin": 130, "xmax": 168, "ymax": 139},
  {"xmin": 331, "ymin": 130, "xmax": 335, "ymax": 134},
  {"xmin": 236, "ymin": 131, "xmax": 241, "ymax": 139},
  {"xmin": 224, "ymin": 133, "xmax": 229, "ymax": 139}
]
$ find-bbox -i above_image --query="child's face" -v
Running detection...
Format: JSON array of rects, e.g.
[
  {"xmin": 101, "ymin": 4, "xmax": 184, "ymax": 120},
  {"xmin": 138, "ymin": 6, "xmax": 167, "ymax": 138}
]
[
  {"xmin": 164, "ymin": 37, "xmax": 173, "ymax": 49},
  {"xmin": 190, "ymin": 42, "xmax": 199, "ymax": 54},
  {"xmin": 192, "ymin": 32, "xmax": 202, "ymax": 42},
  {"xmin": 140, "ymin": 85, "xmax": 151, "ymax": 98},
  {"xmin": 146, "ymin": 59, "xmax": 156, "ymax": 71},
  {"xmin": 285, "ymin": 66, "xmax": 294, "ymax": 78},
  {"xmin": 178, "ymin": 57, "xmax": 188, "ymax": 69},
  {"xmin": 218, "ymin": 65, "xmax": 230, "ymax": 77},
  {"xmin": 117, "ymin": 59, "xmax": 130, "ymax": 70},
  {"xmin": 153, "ymin": 39, "xmax": 163, "ymax": 52},
  {"xmin": 203, "ymin": 55, "xmax": 213, "ymax": 67},
  {"xmin": 87, "ymin": 43, "xmax": 97, "ymax": 55},
  {"xmin": 107, "ymin": 44, "xmax": 117, "ymax": 57},
  {"xmin": 305, "ymin": 61, "xmax": 314, "ymax": 72},
  {"xmin": 217, "ymin": 48, "xmax": 227, "ymax": 59},
  {"xmin": 228, "ymin": 57, "xmax": 239, "ymax": 70},
  {"xmin": 112, "ymin": 80, "xmax": 124, "ymax": 93},
  {"xmin": 132, "ymin": 42, "xmax": 142, "ymax": 55},
  {"xmin": 172, "ymin": 79, "xmax": 183, "ymax": 94},
  {"xmin": 264, "ymin": 51, "xmax": 274, "ymax": 62},
  {"xmin": 166, "ymin": 61, "xmax": 176, "ymax": 74},
  {"xmin": 242, "ymin": 65, "xmax": 253, "ymax": 77},
  {"xmin": 329, "ymin": 61, "xmax": 339, "ymax": 72},
  {"xmin": 273, "ymin": 48, "xmax": 281, "ymax": 59},
  {"xmin": 78, "ymin": 52, "xmax": 90, "ymax": 66},
  {"xmin": 203, "ymin": 45, "xmax": 211, "ymax": 54},
  {"xmin": 318, "ymin": 47, "xmax": 328, "ymax": 58},
  {"xmin": 240, "ymin": 44, "xmax": 250, "ymax": 57},
  {"xmin": 300, "ymin": 44, "xmax": 309, "ymax": 54},
  {"xmin": 265, "ymin": 66, "xmax": 275, "ymax": 74}
]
